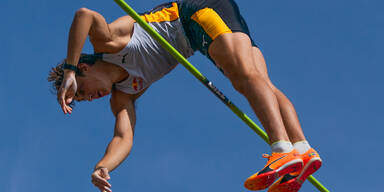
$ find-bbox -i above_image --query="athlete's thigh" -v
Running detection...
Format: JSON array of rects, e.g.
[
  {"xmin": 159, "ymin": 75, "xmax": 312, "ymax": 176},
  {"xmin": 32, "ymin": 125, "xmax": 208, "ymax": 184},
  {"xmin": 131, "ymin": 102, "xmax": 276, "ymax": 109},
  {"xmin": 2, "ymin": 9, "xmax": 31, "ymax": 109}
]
[
  {"xmin": 208, "ymin": 32, "xmax": 258, "ymax": 78},
  {"xmin": 208, "ymin": 33, "xmax": 276, "ymax": 92}
]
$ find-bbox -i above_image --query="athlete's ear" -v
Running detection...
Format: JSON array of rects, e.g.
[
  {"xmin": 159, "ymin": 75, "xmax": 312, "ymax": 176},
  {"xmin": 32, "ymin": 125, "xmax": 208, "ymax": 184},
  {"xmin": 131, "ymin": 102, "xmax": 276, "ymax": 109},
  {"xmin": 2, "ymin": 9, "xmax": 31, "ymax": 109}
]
[{"xmin": 78, "ymin": 63, "xmax": 91, "ymax": 73}]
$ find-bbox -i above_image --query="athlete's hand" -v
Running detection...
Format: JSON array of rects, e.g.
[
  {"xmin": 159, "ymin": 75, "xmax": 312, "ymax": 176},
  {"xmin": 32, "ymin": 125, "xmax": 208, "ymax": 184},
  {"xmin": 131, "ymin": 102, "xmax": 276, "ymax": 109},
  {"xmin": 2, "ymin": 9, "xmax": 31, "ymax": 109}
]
[
  {"xmin": 91, "ymin": 167, "xmax": 112, "ymax": 192},
  {"xmin": 57, "ymin": 70, "xmax": 77, "ymax": 114}
]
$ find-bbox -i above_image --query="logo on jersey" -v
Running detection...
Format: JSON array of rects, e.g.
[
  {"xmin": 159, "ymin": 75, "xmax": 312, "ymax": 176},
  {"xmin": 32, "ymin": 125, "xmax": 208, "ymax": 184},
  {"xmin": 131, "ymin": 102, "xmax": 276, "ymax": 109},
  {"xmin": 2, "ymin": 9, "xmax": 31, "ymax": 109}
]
[
  {"xmin": 202, "ymin": 35, "xmax": 208, "ymax": 48},
  {"xmin": 122, "ymin": 53, "xmax": 129, "ymax": 63},
  {"xmin": 132, "ymin": 77, "xmax": 143, "ymax": 91}
]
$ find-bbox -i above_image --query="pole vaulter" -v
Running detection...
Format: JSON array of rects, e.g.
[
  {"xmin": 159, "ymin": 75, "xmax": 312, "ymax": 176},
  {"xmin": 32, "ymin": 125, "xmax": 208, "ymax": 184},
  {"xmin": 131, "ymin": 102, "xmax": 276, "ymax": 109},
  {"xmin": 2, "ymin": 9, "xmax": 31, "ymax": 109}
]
[{"xmin": 113, "ymin": 0, "xmax": 329, "ymax": 191}]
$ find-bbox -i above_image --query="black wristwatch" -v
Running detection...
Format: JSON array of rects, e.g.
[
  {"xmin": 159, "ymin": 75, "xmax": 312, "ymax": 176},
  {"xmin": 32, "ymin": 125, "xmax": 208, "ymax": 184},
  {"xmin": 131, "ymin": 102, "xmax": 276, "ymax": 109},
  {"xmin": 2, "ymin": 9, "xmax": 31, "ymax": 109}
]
[{"xmin": 62, "ymin": 62, "xmax": 80, "ymax": 74}]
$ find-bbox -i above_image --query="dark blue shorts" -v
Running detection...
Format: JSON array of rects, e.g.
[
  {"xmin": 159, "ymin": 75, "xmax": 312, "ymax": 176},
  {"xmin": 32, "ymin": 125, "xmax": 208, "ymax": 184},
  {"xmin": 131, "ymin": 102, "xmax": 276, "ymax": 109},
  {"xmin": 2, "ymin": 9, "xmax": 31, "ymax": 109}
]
[{"xmin": 178, "ymin": 0, "xmax": 257, "ymax": 56}]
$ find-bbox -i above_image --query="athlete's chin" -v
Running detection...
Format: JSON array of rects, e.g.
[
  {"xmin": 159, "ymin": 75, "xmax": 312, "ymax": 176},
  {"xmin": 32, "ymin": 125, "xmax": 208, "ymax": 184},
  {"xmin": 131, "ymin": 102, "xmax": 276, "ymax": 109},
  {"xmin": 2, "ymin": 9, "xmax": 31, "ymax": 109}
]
[{"xmin": 99, "ymin": 89, "xmax": 111, "ymax": 98}]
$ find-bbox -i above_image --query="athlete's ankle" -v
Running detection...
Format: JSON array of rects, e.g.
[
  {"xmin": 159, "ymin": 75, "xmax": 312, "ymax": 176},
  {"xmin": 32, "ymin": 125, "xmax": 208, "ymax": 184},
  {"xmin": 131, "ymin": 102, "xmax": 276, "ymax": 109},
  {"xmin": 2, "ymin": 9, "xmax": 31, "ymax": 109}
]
[
  {"xmin": 293, "ymin": 140, "xmax": 311, "ymax": 154},
  {"xmin": 271, "ymin": 140, "xmax": 294, "ymax": 153}
]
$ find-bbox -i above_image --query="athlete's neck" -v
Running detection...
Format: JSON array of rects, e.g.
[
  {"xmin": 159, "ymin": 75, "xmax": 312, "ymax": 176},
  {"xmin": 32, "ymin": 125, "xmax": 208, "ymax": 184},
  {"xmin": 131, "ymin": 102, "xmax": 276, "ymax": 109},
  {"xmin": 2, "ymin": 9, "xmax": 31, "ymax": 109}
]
[{"xmin": 93, "ymin": 60, "xmax": 129, "ymax": 84}]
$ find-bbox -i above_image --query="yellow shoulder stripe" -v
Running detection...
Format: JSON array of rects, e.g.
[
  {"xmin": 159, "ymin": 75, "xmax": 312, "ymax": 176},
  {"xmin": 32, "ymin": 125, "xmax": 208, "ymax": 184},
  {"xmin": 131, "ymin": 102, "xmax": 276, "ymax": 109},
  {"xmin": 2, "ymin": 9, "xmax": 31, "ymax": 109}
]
[{"xmin": 140, "ymin": 2, "xmax": 179, "ymax": 23}]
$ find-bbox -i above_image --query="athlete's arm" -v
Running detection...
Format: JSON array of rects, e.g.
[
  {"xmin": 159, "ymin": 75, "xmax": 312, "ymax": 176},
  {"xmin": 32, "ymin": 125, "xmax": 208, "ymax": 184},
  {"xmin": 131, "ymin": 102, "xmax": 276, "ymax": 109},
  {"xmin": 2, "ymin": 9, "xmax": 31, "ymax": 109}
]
[
  {"xmin": 67, "ymin": 8, "xmax": 115, "ymax": 65},
  {"xmin": 59, "ymin": 8, "xmax": 134, "ymax": 114},
  {"xmin": 91, "ymin": 89, "xmax": 137, "ymax": 192},
  {"xmin": 95, "ymin": 89, "xmax": 137, "ymax": 172},
  {"xmin": 59, "ymin": 8, "xmax": 114, "ymax": 114}
]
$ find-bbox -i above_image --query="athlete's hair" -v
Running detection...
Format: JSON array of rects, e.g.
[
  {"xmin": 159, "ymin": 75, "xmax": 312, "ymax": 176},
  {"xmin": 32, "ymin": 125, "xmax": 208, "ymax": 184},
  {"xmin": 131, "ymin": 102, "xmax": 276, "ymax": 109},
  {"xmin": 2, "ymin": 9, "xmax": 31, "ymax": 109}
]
[{"xmin": 47, "ymin": 53, "xmax": 98, "ymax": 94}]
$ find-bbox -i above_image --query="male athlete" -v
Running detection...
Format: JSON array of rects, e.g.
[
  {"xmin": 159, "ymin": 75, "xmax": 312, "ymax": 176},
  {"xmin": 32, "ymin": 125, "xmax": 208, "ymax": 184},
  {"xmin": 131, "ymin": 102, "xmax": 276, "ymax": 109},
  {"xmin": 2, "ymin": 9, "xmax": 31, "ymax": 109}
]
[{"xmin": 48, "ymin": 0, "xmax": 322, "ymax": 191}]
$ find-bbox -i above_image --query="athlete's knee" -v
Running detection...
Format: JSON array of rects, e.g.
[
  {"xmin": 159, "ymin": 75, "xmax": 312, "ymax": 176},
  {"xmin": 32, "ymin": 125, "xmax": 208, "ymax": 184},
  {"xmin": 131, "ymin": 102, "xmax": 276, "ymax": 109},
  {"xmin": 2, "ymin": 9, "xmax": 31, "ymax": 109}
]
[
  {"xmin": 229, "ymin": 71, "xmax": 265, "ymax": 94},
  {"xmin": 263, "ymin": 78, "xmax": 278, "ymax": 93}
]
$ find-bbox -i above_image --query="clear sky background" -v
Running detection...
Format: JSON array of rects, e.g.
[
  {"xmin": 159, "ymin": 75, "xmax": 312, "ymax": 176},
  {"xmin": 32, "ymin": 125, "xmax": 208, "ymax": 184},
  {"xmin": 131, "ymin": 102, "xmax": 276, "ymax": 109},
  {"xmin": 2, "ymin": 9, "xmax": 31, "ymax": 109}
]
[{"xmin": 1, "ymin": 0, "xmax": 383, "ymax": 191}]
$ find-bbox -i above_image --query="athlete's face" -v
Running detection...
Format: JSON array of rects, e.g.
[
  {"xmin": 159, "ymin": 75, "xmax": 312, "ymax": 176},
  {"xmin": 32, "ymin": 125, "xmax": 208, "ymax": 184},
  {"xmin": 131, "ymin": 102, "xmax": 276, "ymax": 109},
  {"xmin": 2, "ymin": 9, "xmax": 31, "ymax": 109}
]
[{"xmin": 72, "ymin": 63, "xmax": 112, "ymax": 102}]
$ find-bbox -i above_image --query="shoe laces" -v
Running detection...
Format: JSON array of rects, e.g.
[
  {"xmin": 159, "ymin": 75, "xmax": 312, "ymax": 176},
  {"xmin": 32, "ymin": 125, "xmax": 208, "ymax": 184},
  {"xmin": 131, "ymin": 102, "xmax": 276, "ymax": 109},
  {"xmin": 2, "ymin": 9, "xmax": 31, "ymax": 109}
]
[{"xmin": 262, "ymin": 154, "xmax": 271, "ymax": 159}]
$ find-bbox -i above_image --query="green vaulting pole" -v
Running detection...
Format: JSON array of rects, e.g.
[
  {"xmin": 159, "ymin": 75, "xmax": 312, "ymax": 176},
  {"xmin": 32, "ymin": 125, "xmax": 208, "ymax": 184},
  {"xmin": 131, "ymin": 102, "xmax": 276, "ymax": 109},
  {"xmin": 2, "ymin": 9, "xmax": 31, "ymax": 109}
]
[{"xmin": 113, "ymin": 0, "xmax": 329, "ymax": 191}]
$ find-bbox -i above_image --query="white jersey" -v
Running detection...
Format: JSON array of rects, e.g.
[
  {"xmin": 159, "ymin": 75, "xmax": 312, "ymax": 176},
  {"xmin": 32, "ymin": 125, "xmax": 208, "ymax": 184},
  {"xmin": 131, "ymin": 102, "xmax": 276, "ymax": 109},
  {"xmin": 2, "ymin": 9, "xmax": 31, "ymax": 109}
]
[{"xmin": 101, "ymin": 17, "xmax": 194, "ymax": 94}]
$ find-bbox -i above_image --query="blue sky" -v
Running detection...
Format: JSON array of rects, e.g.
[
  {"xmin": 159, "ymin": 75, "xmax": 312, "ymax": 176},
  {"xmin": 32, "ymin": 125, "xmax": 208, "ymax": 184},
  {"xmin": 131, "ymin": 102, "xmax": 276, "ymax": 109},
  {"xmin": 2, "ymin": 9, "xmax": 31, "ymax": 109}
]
[{"xmin": 1, "ymin": 0, "xmax": 383, "ymax": 191}]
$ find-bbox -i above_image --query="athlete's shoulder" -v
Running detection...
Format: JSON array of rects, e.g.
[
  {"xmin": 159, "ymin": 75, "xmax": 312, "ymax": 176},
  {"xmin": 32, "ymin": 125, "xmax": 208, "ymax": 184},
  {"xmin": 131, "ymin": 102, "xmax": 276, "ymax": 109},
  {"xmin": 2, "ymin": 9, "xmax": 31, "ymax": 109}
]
[
  {"xmin": 110, "ymin": 89, "xmax": 135, "ymax": 115},
  {"xmin": 109, "ymin": 88, "xmax": 148, "ymax": 115}
]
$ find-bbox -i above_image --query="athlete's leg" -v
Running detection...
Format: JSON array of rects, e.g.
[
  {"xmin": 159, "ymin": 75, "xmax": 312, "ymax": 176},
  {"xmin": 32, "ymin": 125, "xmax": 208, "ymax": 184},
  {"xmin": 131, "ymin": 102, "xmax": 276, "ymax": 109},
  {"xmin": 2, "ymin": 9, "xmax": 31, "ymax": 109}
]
[
  {"xmin": 208, "ymin": 32, "xmax": 289, "ymax": 143},
  {"xmin": 249, "ymin": 47, "xmax": 306, "ymax": 143},
  {"xmin": 248, "ymin": 47, "xmax": 322, "ymax": 192},
  {"xmin": 209, "ymin": 32, "xmax": 306, "ymax": 190}
]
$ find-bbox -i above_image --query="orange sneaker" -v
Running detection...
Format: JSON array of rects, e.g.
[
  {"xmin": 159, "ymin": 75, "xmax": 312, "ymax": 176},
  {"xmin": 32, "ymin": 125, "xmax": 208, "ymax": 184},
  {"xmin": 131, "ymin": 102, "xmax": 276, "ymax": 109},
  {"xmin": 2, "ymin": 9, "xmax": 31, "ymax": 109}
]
[
  {"xmin": 268, "ymin": 148, "xmax": 322, "ymax": 192},
  {"xmin": 244, "ymin": 149, "xmax": 303, "ymax": 191}
]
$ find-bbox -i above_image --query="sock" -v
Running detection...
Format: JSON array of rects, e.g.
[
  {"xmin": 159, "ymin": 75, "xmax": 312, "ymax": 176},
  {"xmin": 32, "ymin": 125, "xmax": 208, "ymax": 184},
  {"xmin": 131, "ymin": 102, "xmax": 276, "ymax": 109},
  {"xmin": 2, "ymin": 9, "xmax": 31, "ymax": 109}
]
[
  {"xmin": 271, "ymin": 140, "xmax": 294, "ymax": 153},
  {"xmin": 293, "ymin": 140, "xmax": 311, "ymax": 154}
]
